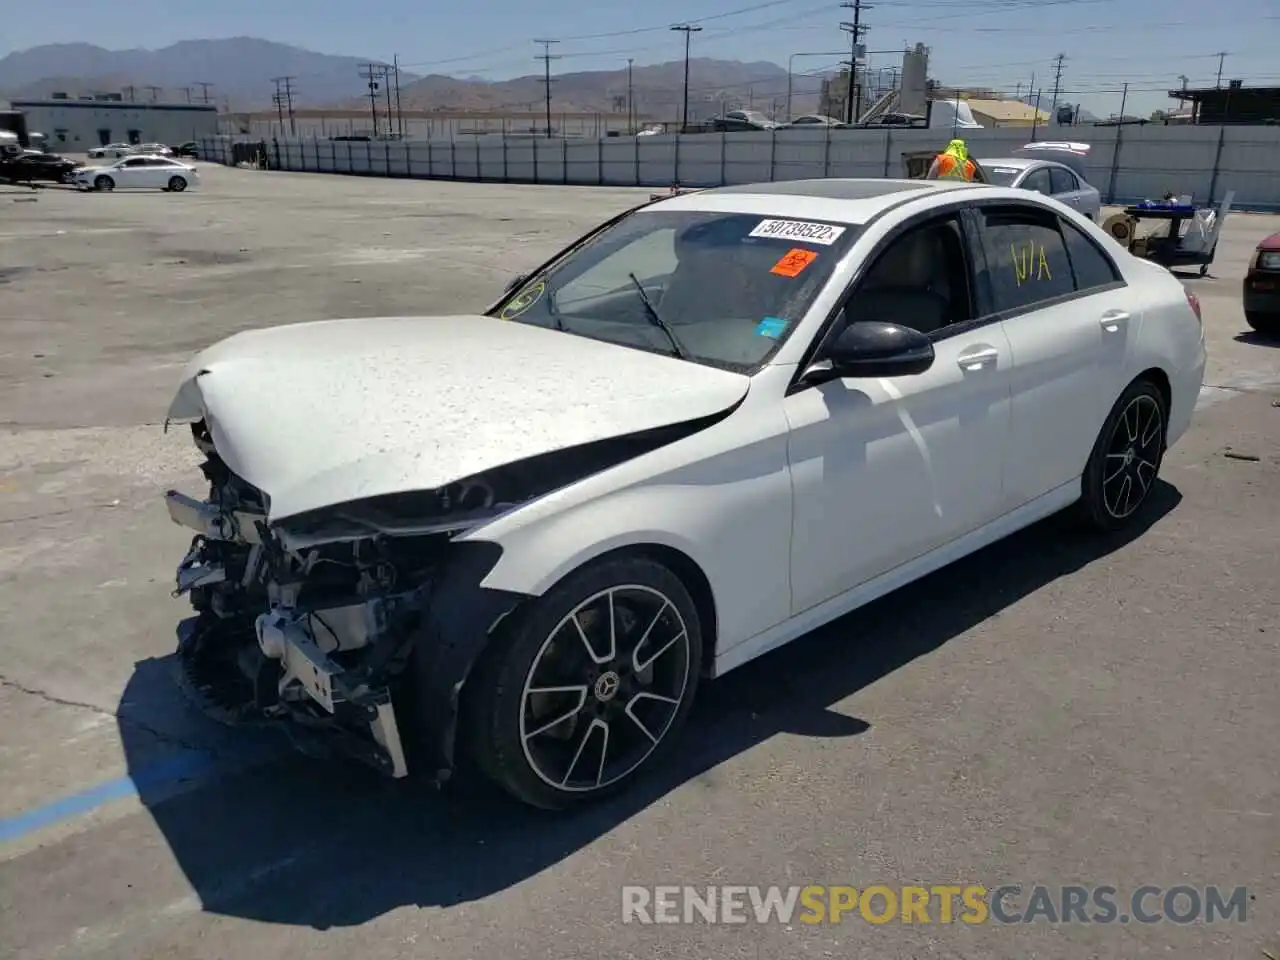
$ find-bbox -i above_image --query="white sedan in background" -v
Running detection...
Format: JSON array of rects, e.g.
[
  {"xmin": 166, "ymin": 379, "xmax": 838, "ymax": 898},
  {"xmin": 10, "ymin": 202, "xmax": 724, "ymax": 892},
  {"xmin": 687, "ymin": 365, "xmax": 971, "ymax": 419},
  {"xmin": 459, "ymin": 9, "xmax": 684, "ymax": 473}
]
[
  {"xmin": 86, "ymin": 142, "xmax": 133, "ymax": 160},
  {"xmin": 75, "ymin": 154, "xmax": 199, "ymax": 192},
  {"xmin": 162, "ymin": 177, "xmax": 1206, "ymax": 810}
]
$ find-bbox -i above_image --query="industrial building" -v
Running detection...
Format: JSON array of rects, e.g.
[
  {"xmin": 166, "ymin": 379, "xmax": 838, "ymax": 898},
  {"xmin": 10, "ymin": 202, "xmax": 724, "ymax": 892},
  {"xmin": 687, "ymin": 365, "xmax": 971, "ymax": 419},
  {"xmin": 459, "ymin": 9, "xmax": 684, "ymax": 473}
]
[
  {"xmin": 8, "ymin": 95, "xmax": 218, "ymax": 149},
  {"xmin": 1167, "ymin": 81, "xmax": 1280, "ymax": 124}
]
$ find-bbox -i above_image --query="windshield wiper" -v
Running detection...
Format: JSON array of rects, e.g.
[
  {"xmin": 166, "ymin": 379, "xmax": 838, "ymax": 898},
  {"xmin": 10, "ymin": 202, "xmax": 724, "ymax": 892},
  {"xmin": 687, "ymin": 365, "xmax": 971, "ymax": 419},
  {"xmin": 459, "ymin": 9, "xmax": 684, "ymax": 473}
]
[{"xmin": 627, "ymin": 272, "xmax": 690, "ymax": 360}]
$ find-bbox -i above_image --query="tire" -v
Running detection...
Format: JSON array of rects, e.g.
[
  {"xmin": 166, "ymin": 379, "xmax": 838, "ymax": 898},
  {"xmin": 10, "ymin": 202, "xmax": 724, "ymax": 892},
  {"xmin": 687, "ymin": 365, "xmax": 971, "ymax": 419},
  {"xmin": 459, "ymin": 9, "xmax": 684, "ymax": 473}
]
[
  {"xmin": 462, "ymin": 555, "xmax": 703, "ymax": 810},
  {"xmin": 94, "ymin": 175, "xmax": 114, "ymax": 192},
  {"xmin": 1077, "ymin": 378, "xmax": 1167, "ymax": 531},
  {"xmin": 1245, "ymin": 311, "xmax": 1280, "ymax": 338},
  {"xmin": 168, "ymin": 176, "xmax": 187, "ymax": 192}
]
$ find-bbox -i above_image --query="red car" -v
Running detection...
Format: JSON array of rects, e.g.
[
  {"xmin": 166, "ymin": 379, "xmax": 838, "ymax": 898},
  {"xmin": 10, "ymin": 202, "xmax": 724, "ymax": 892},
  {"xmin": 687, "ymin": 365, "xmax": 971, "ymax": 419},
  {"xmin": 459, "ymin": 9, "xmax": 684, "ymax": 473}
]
[{"xmin": 1244, "ymin": 232, "xmax": 1280, "ymax": 337}]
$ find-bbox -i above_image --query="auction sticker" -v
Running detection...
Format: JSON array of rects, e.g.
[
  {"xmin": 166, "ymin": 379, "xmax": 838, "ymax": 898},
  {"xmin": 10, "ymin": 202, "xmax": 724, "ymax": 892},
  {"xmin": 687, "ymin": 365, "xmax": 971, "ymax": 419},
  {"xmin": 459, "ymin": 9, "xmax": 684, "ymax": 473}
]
[{"xmin": 748, "ymin": 219, "xmax": 846, "ymax": 246}]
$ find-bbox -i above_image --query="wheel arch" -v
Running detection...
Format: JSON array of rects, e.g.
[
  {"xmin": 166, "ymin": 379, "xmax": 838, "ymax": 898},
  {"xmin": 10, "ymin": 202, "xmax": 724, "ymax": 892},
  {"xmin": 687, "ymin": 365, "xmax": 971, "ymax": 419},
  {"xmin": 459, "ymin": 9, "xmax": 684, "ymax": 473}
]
[{"xmin": 1132, "ymin": 366, "xmax": 1172, "ymax": 432}]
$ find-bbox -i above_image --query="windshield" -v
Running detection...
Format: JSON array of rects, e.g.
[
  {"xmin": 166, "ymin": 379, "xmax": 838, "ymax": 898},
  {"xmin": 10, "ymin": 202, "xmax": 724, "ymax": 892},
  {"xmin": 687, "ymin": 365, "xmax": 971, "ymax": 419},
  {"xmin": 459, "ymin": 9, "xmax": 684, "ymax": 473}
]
[
  {"xmin": 490, "ymin": 208, "xmax": 861, "ymax": 371},
  {"xmin": 983, "ymin": 165, "xmax": 1022, "ymax": 187}
]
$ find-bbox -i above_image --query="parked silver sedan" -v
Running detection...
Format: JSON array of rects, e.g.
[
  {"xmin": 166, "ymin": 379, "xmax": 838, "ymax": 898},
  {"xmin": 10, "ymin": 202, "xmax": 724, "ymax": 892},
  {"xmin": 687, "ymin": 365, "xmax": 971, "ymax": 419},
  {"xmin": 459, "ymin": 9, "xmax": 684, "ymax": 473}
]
[{"xmin": 978, "ymin": 144, "xmax": 1103, "ymax": 221}]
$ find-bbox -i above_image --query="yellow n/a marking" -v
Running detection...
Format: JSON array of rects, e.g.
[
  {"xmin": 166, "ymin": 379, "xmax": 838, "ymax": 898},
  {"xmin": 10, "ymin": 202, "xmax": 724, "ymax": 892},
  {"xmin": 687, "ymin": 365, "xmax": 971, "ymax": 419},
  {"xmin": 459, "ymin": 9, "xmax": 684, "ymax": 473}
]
[{"xmin": 1010, "ymin": 241, "xmax": 1052, "ymax": 286}]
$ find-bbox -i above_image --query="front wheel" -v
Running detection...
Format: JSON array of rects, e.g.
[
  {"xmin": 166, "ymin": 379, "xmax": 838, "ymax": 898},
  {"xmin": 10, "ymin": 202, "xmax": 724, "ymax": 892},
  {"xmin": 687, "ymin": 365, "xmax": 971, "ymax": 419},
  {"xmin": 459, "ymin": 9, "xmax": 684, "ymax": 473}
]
[
  {"xmin": 167, "ymin": 175, "xmax": 187, "ymax": 192},
  {"xmin": 1077, "ymin": 378, "xmax": 1167, "ymax": 531},
  {"xmin": 94, "ymin": 175, "xmax": 114, "ymax": 191},
  {"xmin": 1245, "ymin": 310, "xmax": 1280, "ymax": 338},
  {"xmin": 462, "ymin": 555, "xmax": 702, "ymax": 810}
]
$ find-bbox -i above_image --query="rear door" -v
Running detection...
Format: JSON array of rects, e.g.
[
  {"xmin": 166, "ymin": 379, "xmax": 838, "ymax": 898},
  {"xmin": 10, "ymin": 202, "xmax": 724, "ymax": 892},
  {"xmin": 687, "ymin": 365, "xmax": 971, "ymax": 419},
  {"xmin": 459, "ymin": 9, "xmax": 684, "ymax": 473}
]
[
  {"xmin": 972, "ymin": 202, "xmax": 1138, "ymax": 505},
  {"xmin": 1048, "ymin": 165, "xmax": 1091, "ymax": 216}
]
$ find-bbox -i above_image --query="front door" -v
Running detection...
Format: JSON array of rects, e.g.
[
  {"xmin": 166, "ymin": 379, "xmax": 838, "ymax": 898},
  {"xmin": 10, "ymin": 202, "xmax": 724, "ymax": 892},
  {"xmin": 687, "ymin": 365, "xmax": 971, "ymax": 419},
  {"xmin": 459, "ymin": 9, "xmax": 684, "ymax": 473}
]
[
  {"xmin": 784, "ymin": 212, "xmax": 1015, "ymax": 614},
  {"xmin": 972, "ymin": 202, "xmax": 1133, "ymax": 505}
]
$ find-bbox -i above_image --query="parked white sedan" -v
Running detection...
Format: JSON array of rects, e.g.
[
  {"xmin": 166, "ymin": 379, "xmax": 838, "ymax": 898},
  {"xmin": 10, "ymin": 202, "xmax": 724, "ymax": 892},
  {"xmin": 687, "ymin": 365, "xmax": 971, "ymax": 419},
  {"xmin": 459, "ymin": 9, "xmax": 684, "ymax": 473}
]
[
  {"xmin": 162, "ymin": 178, "xmax": 1206, "ymax": 810},
  {"xmin": 75, "ymin": 155, "xmax": 199, "ymax": 192},
  {"xmin": 86, "ymin": 142, "xmax": 133, "ymax": 160}
]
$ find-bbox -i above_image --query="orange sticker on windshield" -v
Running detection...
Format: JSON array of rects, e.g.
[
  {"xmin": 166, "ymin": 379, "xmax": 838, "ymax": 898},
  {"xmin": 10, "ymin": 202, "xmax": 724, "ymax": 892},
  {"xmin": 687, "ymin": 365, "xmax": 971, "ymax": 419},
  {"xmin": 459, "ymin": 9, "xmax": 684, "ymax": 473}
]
[{"xmin": 770, "ymin": 248, "xmax": 818, "ymax": 277}]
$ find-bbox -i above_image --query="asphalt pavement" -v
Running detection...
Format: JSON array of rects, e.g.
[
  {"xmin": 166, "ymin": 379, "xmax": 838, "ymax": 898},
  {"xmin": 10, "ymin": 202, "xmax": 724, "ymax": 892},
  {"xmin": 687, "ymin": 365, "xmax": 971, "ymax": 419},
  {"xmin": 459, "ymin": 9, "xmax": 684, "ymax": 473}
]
[{"xmin": 0, "ymin": 165, "xmax": 1276, "ymax": 960}]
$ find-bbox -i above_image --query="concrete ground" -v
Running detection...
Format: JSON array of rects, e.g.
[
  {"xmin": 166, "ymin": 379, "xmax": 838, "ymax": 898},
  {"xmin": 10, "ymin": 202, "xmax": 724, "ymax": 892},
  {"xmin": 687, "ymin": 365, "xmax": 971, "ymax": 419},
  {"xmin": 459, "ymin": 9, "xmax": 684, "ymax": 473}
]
[{"xmin": 0, "ymin": 165, "xmax": 1276, "ymax": 960}]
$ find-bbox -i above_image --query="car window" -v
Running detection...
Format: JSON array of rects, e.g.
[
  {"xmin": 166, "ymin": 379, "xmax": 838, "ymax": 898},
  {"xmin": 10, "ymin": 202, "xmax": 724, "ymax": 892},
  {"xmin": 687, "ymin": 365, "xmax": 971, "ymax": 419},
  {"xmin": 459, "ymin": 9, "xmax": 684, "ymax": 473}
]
[
  {"xmin": 492, "ymin": 209, "xmax": 862, "ymax": 371},
  {"xmin": 983, "ymin": 165, "xmax": 1021, "ymax": 187},
  {"xmin": 1020, "ymin": 168, "xmax": 1052, "ymax": 195},
  {"xmin": 1048, "ymin": 166, "xmax": 1078, "ymax": 194},
  {"xmin": 1060, "ymin": 218, "xmax": 1123, "ymax": 291},
  {"xmin": 844, "ymin": 215, "xmax": 975, "ymax": 335},
  {"xmin": 978, "ymin": 206, "xmax": 1076, "ymax": 314}
]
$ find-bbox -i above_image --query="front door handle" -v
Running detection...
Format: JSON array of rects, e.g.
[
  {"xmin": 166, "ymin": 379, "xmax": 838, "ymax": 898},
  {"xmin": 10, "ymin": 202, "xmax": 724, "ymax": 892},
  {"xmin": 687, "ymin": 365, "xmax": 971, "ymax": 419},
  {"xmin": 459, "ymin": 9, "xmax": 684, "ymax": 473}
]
[
  {"xmin": 1100, "ymin": 309, "xmax": 1130, "ymax": 332},
  {"xmin": 956, "ymin": 346, "xmax": 999, "ymax": 371}
]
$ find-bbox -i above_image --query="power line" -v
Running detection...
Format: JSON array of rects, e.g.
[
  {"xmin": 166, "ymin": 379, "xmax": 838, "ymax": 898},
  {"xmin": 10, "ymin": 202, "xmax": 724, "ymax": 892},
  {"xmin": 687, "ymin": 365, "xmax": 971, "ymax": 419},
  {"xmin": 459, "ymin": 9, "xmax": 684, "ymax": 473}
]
[
  {"xmin": 671, "ymin": 23, "xmax": 703, "ymax": 131},
  {"xmin": 534, "ymin": 40, "xmax": 561, "ymax": 137}
]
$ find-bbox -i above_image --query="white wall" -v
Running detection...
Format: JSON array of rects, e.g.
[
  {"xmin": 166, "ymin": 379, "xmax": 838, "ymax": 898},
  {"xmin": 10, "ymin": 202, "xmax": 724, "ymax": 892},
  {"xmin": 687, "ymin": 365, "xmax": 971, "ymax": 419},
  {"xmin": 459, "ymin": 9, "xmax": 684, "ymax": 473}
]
[
  {"xmin": 16, "ymin": 102, "xmax": 219, "ymax": 150},
  {"xmin": 202, "ymin": 123, "xmax": 1280, "ymax": 210}
]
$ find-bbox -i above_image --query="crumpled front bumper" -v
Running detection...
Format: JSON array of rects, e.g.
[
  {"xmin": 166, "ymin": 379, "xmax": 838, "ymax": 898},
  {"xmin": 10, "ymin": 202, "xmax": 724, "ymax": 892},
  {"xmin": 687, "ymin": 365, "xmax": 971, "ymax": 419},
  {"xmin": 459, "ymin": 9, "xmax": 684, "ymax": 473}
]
[{"xmin": 166, "ymin": 489, "xmax": 410, "ymax": 778}]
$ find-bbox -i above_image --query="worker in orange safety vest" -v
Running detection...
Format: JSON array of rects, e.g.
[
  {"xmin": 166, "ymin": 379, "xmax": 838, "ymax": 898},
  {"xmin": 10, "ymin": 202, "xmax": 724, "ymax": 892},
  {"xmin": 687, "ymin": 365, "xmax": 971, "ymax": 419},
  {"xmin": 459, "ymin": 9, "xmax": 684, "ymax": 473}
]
[{"xmin": 925, "ymin": 138, "xmax": 987, "ymax": 182}]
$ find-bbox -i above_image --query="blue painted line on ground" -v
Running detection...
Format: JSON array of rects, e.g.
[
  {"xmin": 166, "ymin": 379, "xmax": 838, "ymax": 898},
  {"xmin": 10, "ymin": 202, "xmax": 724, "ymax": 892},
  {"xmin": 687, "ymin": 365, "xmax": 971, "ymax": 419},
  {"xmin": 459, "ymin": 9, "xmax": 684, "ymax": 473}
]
[{"xmin": 0, "ymin": 744, "xmax": 280, "ymax": 845}]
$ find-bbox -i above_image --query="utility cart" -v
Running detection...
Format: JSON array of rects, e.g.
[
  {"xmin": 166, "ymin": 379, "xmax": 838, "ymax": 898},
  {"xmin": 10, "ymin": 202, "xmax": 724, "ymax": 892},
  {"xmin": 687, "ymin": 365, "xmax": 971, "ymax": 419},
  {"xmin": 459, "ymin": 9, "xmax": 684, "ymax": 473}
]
[{"xmin": 1104, "ymin": 191, "xmax": 1236, "ymax": 276}]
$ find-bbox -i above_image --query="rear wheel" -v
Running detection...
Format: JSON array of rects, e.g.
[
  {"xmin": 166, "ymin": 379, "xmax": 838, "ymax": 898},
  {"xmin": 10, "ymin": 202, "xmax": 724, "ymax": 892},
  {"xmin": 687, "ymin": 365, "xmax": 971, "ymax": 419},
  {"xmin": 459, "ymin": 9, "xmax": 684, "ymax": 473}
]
[
  {"xmin": 462, "ymin": 555, "xmax": 702, "ymax": 810},
  {"xmin": 1245, "ymin": 310, "xmax": 1280, "ymax": 338},
  {"xmin": 167, "ymin": 175, "xmax": 187, "ymax": 192},
  {"xmin": 94, "ymin": 175, "xmax": 114, "ymax": 191},
  {"xmin": 1077, "ymin": 378, "xmax": 1167, "ymax": 531}
]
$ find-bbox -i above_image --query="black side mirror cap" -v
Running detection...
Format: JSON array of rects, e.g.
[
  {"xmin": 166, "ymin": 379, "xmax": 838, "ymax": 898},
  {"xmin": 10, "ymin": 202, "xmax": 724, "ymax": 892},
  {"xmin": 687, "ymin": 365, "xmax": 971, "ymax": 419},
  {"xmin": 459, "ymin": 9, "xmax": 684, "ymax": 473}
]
[{"xmin": 801, "ymin": 321, "xmax": 935, "ymax": 385}]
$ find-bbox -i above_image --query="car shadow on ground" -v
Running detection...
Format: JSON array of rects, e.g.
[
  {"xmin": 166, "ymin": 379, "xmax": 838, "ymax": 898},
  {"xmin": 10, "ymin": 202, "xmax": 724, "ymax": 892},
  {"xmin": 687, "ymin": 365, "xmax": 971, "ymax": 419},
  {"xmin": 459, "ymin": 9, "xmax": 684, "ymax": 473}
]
[
  {"xmin": 117, "ymin": 483, "xmax": 1181, "ymax": 928},
  {"xmin": 1234, "ymin": 331, "xmax": 1280, "ymax": 348}
]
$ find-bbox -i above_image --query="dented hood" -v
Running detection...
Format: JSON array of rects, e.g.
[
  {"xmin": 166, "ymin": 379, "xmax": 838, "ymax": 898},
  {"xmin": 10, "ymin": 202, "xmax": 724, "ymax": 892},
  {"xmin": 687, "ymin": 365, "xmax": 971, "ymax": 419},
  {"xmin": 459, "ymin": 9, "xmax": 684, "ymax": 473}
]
[{"xmin": 167, "ymin": 314, "xmax": 750, "ymax": 523}]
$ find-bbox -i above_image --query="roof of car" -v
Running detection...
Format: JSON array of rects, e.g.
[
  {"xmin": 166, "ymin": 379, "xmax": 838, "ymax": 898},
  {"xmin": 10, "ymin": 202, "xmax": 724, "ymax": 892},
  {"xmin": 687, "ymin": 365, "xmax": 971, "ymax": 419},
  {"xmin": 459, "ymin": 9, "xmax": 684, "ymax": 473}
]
[{"xmin": 643, "ymin": 178, "xmax": 980, "ymax": 224}]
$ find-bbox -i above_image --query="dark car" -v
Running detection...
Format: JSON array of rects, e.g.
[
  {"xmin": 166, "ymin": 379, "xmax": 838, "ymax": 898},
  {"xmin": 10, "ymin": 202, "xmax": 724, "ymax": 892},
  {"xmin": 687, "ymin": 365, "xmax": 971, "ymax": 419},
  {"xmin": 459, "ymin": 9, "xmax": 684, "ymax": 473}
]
[
  {"xmin": 173, "ymin": 141, "xmax": 200, "ymax": 158},
  {"xmin": 1244, "ymin": 232, "xmax": 1280, "ymax": 337},
  {"xmin": 711, "ymin": 109, "xmax": 777, "ymax": 133},
  {"xmin": 0, "ymin": 151, "xmax": 80, "ymax": 185}
]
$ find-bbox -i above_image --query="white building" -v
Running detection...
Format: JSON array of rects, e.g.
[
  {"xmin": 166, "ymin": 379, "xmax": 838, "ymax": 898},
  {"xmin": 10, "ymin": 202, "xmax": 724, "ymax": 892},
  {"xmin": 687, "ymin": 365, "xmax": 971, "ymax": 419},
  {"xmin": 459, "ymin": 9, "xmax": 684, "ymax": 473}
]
[{"xmin": 11, "ymin": 97, "xmax": 219, "ymax": 150}]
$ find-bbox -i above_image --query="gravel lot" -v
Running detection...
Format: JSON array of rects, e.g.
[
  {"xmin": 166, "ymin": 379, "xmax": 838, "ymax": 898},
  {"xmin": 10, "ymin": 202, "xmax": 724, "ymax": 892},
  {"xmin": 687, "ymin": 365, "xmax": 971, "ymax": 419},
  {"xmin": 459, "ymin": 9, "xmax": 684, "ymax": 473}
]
[{"xmin": 0, "ymin": 165, "xmax": 1277, "ymax": 960}]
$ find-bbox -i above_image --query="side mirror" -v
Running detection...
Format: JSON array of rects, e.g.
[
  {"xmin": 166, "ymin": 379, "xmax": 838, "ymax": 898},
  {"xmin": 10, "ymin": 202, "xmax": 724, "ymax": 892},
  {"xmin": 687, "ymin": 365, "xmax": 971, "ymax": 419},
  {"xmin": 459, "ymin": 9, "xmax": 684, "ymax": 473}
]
[
  {"xmin": 504, "ymin": 274, "xmax": 527, "ymax": 294},
  {"xmin": 802, "ymin": 321, "xmax": 935, "ymax": 385}
]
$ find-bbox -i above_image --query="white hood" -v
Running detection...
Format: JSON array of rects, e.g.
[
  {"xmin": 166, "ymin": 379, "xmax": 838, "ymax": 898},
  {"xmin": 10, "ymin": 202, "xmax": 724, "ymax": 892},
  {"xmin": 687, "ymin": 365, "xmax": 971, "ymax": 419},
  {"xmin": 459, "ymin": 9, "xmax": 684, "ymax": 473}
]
[{"xmin": 167, "ymin": 315, "xmax": 750, "ymax": 523}]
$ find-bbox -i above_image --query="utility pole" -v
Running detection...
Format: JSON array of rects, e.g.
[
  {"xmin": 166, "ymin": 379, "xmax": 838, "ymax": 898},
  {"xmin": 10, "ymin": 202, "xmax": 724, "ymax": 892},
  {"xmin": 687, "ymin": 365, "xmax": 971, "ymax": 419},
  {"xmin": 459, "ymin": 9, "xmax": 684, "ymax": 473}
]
[
  {"xmin": 1214, "ymin": 52, "xmax": 1227, "ymax": 88},
  {"xmin": 534, "ymin": 40, "xmax": 561, "ymax": 137},
  {"xmin": 379, "ymin": 66, "xmax": 393, "ymax": 137},
  {"xmin": 626, "ymin": 58, "xmax": 634, "ymax": 134},
  {"xmin": 180, "ymin": 86, "xmax": 192, "ymax": 103},
  {"xmin": 393, "ymin": 55, "xmax": 404, "ymax": 138},
  {"xmin": 359, "ymin": 64, "xmax": 381, "ymax": 136},
  {"xmin": 144, "ymin": 85, "xmax": 162, "ymax": 102},
  {"xmin": 839, "ymin": 1, "xmax": 871, "ymax": 125},
  {"xmin": 194, "ymin": 82, "xmax": 213, "ymax": 104},
  {"xmin": 1049, "ymin": 52, "xmax": 1066, "ymax": 115},
  {"xmin": 1118, "ymin": 82, "xmax": 1128, "ymax": 120},
  {"xmin": 272, "ymin": 76, "xmax": 297, "ymax": 136},
  {"xmin": 671, "ymin": 23, "xmax": 702, "ymax": 132},
  {"xmin": 123, "ymin": 85, "xmax": 136, "ymax": 101}
]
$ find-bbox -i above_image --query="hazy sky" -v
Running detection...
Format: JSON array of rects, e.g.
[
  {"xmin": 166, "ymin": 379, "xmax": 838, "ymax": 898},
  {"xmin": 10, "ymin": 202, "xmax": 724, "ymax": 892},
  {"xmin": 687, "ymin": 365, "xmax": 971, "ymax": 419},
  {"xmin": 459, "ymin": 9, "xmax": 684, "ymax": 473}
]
[{"xmin": 5, "ymin": 0, "xmax": 1277, "ymax": 116}]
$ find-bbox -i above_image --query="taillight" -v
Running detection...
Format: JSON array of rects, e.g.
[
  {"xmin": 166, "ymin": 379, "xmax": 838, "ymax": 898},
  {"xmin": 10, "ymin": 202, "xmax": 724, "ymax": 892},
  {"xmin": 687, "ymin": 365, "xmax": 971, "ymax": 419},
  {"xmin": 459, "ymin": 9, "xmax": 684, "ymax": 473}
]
[{"xmin": 1184, "ymin": 288, "xmax": 1202, "ymax": 324}]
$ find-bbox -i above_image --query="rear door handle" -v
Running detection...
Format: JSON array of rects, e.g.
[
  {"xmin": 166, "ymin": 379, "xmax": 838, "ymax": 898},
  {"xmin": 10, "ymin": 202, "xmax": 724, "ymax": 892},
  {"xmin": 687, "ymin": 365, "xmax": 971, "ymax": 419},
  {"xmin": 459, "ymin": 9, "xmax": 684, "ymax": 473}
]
[
  {"xmin": 956, "ymin": 346, "xmax": 1000, "ymax": 371},
  {"xmin": 1100, "ymin": 309, "xmax": 1130, "ymax": 332}
]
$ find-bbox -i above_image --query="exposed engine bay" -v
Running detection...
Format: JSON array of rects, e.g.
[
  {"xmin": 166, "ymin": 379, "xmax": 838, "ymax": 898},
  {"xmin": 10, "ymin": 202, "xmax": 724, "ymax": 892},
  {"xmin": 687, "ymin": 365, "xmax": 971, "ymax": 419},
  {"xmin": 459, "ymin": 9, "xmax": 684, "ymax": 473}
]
[{"xmin": 165, "ymin": 414, "xmax": 717, "ymax": 779}]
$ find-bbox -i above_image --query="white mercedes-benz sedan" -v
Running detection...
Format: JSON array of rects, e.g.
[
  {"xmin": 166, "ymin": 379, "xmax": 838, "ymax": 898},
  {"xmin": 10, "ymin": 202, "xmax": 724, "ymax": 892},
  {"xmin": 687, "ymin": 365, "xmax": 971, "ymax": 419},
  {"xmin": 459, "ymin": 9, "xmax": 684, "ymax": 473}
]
[{"xmin": 162, "ymin": 178, "xmax": 1206, "ymax": 809}]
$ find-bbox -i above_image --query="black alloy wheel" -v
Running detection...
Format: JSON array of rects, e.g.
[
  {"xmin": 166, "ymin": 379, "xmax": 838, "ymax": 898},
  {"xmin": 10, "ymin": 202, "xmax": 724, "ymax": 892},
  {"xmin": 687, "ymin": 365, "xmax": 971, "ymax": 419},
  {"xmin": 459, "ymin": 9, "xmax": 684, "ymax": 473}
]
[{"xmin": 1078, "ymin": 378, "xmax": 1167, "ymax": 531}]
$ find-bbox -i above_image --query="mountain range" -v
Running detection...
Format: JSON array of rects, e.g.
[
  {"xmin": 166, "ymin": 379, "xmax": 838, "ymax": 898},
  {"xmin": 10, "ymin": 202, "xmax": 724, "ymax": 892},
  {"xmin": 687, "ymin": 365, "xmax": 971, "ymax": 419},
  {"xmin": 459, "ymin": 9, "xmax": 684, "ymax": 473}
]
[{"xmin": 0, "ymin": 38, "xmax": 828, "ymax": 116}]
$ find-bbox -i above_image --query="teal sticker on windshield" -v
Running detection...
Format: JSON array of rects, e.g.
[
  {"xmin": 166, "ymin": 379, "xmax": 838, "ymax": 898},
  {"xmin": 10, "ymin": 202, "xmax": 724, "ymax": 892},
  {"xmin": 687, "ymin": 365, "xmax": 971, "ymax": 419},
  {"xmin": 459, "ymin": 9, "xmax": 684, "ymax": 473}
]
[{"xmin": 756, "ymin": 317, "xmax": 789, "ymax": 339}]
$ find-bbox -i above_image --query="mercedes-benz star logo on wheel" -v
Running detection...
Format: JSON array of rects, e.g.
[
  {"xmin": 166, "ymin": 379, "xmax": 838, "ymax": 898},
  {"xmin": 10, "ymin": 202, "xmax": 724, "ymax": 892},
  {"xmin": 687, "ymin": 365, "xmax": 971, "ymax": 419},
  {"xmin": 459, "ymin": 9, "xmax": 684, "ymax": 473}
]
[{"xmin": 594, "ymin": 671, "xmax": 621, "ymax": 702}]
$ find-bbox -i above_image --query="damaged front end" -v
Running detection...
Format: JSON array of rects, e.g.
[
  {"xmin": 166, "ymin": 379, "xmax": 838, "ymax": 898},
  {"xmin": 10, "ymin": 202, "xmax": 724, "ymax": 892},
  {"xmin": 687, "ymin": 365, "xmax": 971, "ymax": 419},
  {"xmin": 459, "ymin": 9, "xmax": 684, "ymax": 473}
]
[{"xmin": 166, "ymin": 419, "xmax": 529, "ymax": 781}]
